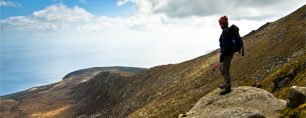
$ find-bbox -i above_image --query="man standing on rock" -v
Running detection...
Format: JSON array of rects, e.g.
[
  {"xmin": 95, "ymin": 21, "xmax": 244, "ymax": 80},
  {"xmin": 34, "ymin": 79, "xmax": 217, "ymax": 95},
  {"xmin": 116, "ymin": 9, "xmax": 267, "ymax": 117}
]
[{"xmin": 218, "ymin": 15, "xmax": 233, "ymax": 95}]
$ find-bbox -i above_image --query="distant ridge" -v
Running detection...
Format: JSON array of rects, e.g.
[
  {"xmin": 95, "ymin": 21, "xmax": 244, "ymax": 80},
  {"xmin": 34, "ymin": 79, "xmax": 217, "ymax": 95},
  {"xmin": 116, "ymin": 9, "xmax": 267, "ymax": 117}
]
[{"xmin": 62, "ymin": 66, "xmax": 146, "ymax": 80}]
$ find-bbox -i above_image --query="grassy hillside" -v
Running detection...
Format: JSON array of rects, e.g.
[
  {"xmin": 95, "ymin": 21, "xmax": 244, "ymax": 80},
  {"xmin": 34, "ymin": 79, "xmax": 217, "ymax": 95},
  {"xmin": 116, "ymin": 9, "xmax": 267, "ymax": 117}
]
[
  {"xmin": 0, "ymin": 83, "xmax": 57, "ymax": 100},
  {"xmin": 71, "ymin": 5, "xmax": 306, "ymax": 118},
  {"xmin": 62, "ymin": 66, "xmax": 146, "ymax": 80},
  {"xmin": 0, "ymin": 67, "xmax": 144, "ymax": 100}
]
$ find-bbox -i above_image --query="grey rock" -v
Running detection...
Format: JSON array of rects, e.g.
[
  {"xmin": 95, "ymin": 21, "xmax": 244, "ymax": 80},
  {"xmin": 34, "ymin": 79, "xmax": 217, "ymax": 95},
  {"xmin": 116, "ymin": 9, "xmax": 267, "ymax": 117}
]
[
  {"xmin": 187, "ymin": 107, "xmax": 266, "ymax": 118},
  {"xmin": 291, "ymin": 50, "xmax": 304, "ymax": 59},
  {"xmin": 286, "ymin": 86, "xmax": 306, "ymax": 107},
  {"xmin": 187, "ymin": 86, "xmax": 286, "ymax": 118},
  {"xmin": 270, "ymin": 67, "xmax": 296, "ymax": 93}
]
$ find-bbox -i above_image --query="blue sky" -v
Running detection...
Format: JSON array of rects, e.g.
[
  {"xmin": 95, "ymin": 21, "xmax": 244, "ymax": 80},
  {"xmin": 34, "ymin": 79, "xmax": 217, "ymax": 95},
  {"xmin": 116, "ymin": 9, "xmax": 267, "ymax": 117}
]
[
  {"xmin": 0, "ymin": 0, "xmax": 305, "ymax": 96},
  {"xmin": 1, "ymin": 0, "xmax": 135, "ymax": 18}
]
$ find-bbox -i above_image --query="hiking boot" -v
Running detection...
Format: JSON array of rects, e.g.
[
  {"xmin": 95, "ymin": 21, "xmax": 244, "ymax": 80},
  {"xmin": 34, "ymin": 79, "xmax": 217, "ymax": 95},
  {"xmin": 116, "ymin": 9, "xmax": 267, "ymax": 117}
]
[
  {"xmin": 220, "ymin": 89, "xmax": 231, "ymax": 95},
  {"xmin": 219, "ymin": 85, "xmax": 224, "ymax": 89}
]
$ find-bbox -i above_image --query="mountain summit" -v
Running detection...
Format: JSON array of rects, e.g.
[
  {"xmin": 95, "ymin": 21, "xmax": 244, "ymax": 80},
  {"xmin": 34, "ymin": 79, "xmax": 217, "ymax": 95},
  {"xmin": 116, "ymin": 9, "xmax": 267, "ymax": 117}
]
[{"xmin": 1, "ymin": 5, "xmax": 305, "ymax": 118}]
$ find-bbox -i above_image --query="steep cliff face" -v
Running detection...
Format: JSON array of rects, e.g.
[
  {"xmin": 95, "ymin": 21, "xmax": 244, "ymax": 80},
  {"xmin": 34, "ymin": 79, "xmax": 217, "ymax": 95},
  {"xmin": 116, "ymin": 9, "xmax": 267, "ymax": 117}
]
[
  {"xmin": 71, "ymin": 5, "xmax": 305, "ymax": 118},
  {"xmin": 72, "ymin": 71, "xmax": 135, "ymax": 117}
]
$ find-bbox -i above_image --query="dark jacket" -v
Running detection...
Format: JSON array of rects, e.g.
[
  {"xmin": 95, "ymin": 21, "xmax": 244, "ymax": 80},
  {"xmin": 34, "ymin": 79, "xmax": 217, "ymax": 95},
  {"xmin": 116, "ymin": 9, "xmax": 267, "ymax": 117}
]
[{"xmin": 219, "ymin": 25, "xmax": 233, "ymax": 62}]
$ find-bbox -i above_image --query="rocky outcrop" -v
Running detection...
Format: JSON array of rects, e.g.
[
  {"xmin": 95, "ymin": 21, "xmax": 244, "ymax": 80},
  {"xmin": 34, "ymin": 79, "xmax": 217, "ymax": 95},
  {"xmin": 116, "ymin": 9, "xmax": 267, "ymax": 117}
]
[
  {"xmin": 187, "ymin": 86, "xmax": 286, "ymax": 118},
  {"xmin": 269, "ymin": 51, "xmax": 306, "ymax": 93},
  {"xmin": 270, "ymin": 67, "xmax": 296, "ymax": 93},
  {"xmin": 286, "ymin": 86, "xmax": 306, "ymax": 107}
]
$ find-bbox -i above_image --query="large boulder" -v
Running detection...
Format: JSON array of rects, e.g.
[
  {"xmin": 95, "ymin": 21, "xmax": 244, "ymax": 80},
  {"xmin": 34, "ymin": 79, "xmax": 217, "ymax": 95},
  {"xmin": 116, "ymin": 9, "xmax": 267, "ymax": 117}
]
[
  {"xmin": 286, "ymin": 86, "xmax": 306, "ymax": 107},
  {"xmin": 187, "ymin": 86, "xmax": 286, "ymax": 118}
]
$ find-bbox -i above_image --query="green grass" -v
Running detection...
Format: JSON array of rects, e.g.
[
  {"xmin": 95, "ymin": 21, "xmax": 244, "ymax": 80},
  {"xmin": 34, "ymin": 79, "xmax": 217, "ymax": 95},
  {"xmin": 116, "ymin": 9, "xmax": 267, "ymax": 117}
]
[
  {"xmin": 279, "ymin": 103, "xmax": 306, "ymax": 118},
  {"xmin": 63, "ymin": 67, "xmax": 146, "ymax": 79},
  {"xmin": 0, "ymin": 85, "xmax": 54, "ymax": 100}
]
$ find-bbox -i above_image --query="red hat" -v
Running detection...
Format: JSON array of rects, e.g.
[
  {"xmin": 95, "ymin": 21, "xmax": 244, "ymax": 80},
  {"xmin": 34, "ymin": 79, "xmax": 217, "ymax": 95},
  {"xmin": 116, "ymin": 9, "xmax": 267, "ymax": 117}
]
[{"xmin": 219, "ymin": 15, "xmax": 228, "ymax": 25}]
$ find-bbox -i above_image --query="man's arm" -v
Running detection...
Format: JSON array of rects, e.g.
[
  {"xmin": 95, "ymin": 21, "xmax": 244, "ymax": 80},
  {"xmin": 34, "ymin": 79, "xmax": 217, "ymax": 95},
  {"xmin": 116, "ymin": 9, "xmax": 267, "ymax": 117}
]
[{"xmin": 220, "ymin": 29, "xmax": 232, "ymax": 62}]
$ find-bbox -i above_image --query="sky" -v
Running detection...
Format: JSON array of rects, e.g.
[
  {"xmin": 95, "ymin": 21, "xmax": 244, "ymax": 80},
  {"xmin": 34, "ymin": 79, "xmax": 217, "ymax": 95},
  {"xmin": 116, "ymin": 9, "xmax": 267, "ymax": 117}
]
[{"xmin": 0, "ymin": 0, "xmax": 305, "ymax": 96}]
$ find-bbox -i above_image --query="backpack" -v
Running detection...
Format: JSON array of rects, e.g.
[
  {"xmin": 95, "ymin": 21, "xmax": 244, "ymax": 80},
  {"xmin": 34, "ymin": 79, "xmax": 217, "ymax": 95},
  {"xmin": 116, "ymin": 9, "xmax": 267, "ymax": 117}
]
[{"xmin": 229, "ymin": 24, "xmax": 244, "ymax": 56}]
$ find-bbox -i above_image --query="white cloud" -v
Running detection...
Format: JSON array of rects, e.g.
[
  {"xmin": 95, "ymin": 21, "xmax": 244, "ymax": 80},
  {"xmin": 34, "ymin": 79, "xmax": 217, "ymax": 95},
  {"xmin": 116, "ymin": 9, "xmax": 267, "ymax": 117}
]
[
  {"xmin": 76, "ymin": 16, "xmax": 125, "ymax": 32},
  {"xmin": 1, "ymin": 16, "xmax": 61, "ymax": 31},
  {"xmin": 117, "ymin": 0, "xmax": 136, "ymax": 6},
  {"xmin": 92, "ymin": 0, "xmax": 304, "ymax": 36},
  {"xmin": 0, "ymin": 0, "xmax": 21, "ymax": 7},
  {"xmin": 3, "ymin": 1, "xmax": 303, "ymax": 32},
  {"xmin": 1, "ymin": 3, "xmax": 94, "ymax": 31},
  {"xmin": 122, "ymin": 0, "xmax": 305, "ymax": 20},
  {"xmin": 80, "ymin": 0, "xmax": 86, "ymax": 4},
  {"xmin": 76, "ymin": 11, "xmax": 218, "ymax": 32},
  {"xmin": 32, "ymin": 3, "xmax": 93, "ymax": 22}
]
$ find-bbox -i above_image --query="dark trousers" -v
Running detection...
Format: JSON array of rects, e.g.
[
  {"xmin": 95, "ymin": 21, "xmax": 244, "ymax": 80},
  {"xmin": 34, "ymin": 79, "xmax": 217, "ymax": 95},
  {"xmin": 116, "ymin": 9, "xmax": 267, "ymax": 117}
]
[{"xmin": 219, "ymin": 55, "xmax": 233, "ymax": 89}]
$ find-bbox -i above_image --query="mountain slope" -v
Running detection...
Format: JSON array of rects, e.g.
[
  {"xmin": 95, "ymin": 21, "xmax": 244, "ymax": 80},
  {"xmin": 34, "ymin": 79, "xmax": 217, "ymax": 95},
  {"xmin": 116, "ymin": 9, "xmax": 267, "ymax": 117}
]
[
  {"xmin": 71, "ymin": 5, "xmax": 306, "ymax": 118},
  {"xmin": 0, "ymin": 67, "xmax": 144, "ymax": 118}
]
